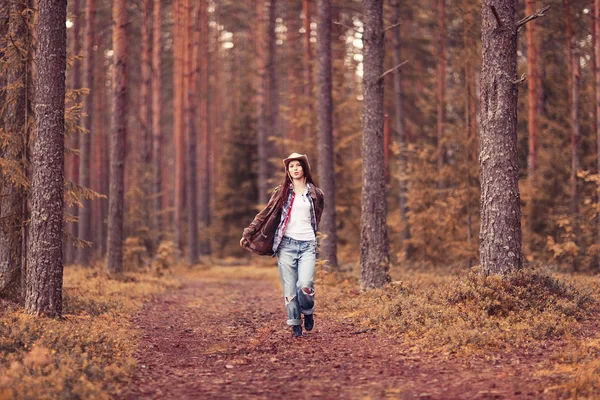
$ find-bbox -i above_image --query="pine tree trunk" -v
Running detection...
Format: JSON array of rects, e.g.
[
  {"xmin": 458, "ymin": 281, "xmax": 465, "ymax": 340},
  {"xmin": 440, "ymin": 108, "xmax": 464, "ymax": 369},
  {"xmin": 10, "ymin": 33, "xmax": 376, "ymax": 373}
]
[
  {"xmin": 316, "ymin": 0, "xmax": 338, "ymax": 270},
  {"xmin": 185, "ymin": 0, "xmax": 199, "ymax": 264},
  {"xmin": 525, "ymin": 0, "xmax": 537, "ymax": 176},
  {"xmin": 391, "ymin": 0, "xmax": 410, "ymax": 250},
  {"xmin": 302, "ymin": 0, "xmax": 313, "ymax": 140},
  {"xmin": 255, "ymin": 0, "xmax": 268, "ymax": 205},
  {"xmin": 77, "ymin": 0, "xmax": 95, "ymax": 266},
  {"xmin": 211, "ymin": 16, "xmax": 221, "ymax": 194},
  {"xmin": 66, "ymin": 0, "xmax": 82, "ymax": 265},
  {"xmin": 0, "ymin": 1, "xmax": 26, "ymax": 300},
  {"xmin": 595, "ymin": 0, "xmax": 600, "ymax": 270},
  {"xmin": 436, "ymin": 0, "xmax": 446, "ymax": 188},
  {"xmin": 152, "ymin": 0, "xmax": 162, "ymax": 241},
  {"xmin": 26, "ymin": 0, "xmax": 67, "ymax": 316},
  {"xmin": 140, "ymin": 0, "xmax": 152, "ymax": 235},
  {"xmin": 564, "ymin": 0, "xmax": 580, "ymax": 214},
  {"xmin": 92, "ymin": 50, "xmax": 104, "ymax": 256},
  {"xmin": 106, "ymin": 0, "xmax": 128, "ymax": 275},
  {"xmin": 198, "ymin": 0, "xmax": 211, "ymax": 255},
  {"xmin": 479, "ymin": 0, "xmax": 523, "ymax": 276},
  {"xmin": 360, "ymin": 0, "xmax": 390, "ymax": 290},
  {"xmin": 174, "ymin": 0, "xmax": 186, "ymax": 254},
  {"xmin": 267, "ymin": 0, "xmax": 279, "ymax": 150}
]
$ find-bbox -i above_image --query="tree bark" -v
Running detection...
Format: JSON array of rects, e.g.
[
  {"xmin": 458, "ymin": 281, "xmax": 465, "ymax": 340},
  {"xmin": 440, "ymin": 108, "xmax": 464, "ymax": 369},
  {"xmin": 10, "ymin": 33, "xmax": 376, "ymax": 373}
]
[
  {"xmin": 302, "ymin": 0, "xmax": 313, "ymax": 140},
  {"xmin": 479, "ymin": 0, "xmax": 523, "ymax": 276},
  {"xmin": 66, "ymin": 0, "xmax": 82, "ymax": 265},
  {"xmin": 525, "ymin": 0, "xmax": 537, "ymax": 177},
  {"xmin": 174, "ymin": 0, "xmax": 185, "ymax": 253},
  {"xmin": 564, "ymin": 0, "xmax": 579, "ymax": 214},
  {"xmin": 595, "ymin": 0, "xmax": 600, "ymax": 270},
  {"xmin": 185, "ymin": 0, "xmax": 199, "ymax": 264},
  {"xmin": 199, "ymin": 0, "xmax": 211, "ymax": 255},
  {"xmin": 140, "ymin": 0, "xmax": 152, "ymax": 234},
  {"xmin": 390, "ymin": 0, "xmax": 410, "ymax": 249},
  {"xmin": 360, "ymin": 0, "xmax": 390, "ymax": 290},
  {"xmin": 255, "ymin": 0, "xmax": 268, "ymax": 205},
  {"xmin": 152, "ymin": 0, "xmax": 162, "ymax": 242},
  {"xmin": 316, "ymin": 0, "xmax": 338, "ymax": 270},
  {"xmin": 0, "ymin": 0, "xmax": 27, "ymax": 300},
  {"xmin": 436, "ymin": 0, "xmax": 446, "ymax": 188},
  {"xmin": 77, "ymin": 0, "xmax": 95, "ymax": 266},
  {"xmin": 26, "ymin": 0, "xmax": 67, "ymax": 316},
  {"xmin": 267, "ymin": 0, "xmax": 279, "ymax": 151},
  {"xmin": 106, "ymin": 0, "xmax": 128, "ymax": 275}
]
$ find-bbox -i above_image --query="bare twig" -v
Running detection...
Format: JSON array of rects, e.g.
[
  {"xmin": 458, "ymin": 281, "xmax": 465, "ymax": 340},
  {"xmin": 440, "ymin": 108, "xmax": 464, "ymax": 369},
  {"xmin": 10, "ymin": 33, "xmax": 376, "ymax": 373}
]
[
  {"xmin": 491, "ymin": 6, "xmax": 502, "ymax": 28},
  {"xmin": 517, "ymin": 5, "xmax": 551, "ymax": 30},
  {"xmin": 383, "ymin": 22, "xmax": 401, "ymax": 33},
  {"xmin": 333, "ymin": 21, "xmax": 361, "ymax": 34},
  {"xmin": 379, "ymin": 60, "xmax": 409, "ymax": 80},
  {"xmin": 513, "ymin": 73, "xmax": 527, "ymax": 85}
]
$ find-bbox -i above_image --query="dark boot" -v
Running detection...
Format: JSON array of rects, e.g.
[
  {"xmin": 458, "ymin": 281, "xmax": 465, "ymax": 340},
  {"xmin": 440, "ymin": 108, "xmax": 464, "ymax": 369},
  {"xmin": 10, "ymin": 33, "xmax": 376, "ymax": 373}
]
[
  {"xmin": 292, "ymin": 325, "xmax": 302, "ymax": 337},
  {"xmin": 304, "ymin": 313, "xmax": 314, "ymax": 331}
]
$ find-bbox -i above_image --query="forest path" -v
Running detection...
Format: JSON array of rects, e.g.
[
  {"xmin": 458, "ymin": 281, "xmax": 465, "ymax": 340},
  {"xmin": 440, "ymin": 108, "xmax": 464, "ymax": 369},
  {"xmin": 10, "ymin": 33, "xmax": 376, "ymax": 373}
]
[{"xmin": 122, "ymin": 266, "xmax": 555, "ymax": 400}]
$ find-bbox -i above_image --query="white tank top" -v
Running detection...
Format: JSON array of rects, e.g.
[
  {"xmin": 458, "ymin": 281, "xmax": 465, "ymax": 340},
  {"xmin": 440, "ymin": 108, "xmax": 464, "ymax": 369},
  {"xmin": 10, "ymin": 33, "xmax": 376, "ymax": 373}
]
[{"xmin": 284, "ymin": 190, "xmax": 315, "ymax": 241}]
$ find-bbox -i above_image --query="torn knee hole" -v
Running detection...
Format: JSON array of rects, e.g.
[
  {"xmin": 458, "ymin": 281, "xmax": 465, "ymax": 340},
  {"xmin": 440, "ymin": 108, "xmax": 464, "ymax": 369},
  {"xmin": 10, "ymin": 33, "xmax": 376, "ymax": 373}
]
[
  {"xmin": 302, "ymin": 287, "xmax": 314, "ymax": 296},
  {"xmin": 285, "ymin": 295, "xmax": 296, "ymax": 304}
]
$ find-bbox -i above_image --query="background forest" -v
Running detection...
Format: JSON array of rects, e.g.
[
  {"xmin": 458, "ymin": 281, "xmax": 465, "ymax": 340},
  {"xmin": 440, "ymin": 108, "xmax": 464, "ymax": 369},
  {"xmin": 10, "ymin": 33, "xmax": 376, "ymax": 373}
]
[{"xmin": 2, "ymin": 0, "xmax": 599, "ymax": 280}]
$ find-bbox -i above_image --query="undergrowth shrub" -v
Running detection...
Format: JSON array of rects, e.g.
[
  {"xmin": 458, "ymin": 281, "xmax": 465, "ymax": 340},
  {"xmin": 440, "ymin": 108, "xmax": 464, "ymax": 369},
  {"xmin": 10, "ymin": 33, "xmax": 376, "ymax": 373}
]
[
  {"xmin": 323, "ymin": 267, "xmax": 596, "ymax": 354},
  {"xmin": 0, "ymin": 266, "xmax": 179, "ymax": 399}
]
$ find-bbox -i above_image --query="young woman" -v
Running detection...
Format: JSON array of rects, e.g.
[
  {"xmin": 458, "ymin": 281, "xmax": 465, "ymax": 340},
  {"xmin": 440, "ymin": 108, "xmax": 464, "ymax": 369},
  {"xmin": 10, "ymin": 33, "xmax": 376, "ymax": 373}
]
[{"xmin": 240, "ymin": 153, "xmax": 325, "ymax": 337}]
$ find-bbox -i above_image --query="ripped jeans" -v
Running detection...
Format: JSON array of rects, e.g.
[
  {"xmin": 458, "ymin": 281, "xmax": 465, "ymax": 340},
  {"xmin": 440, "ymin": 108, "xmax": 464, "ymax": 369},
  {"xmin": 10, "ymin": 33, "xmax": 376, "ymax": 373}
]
[{"xmin": 276, "ymin": 236, "xmax": 316, "ymax": 326}]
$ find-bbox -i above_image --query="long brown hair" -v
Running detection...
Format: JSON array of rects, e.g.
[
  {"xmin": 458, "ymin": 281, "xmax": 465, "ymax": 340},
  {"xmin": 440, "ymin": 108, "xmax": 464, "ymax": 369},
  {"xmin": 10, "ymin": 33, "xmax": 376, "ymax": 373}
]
[{"xmin": 276, "ymin": 159, "xmax": 316, "ymax": 208}]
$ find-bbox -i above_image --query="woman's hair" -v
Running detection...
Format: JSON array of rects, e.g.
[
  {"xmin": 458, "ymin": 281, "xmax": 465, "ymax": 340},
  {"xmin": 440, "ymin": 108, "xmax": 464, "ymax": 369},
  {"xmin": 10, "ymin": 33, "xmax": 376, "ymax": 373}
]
[{"xmin": 276, "ymin": 158, "xmax": 316, "ymax": 208}]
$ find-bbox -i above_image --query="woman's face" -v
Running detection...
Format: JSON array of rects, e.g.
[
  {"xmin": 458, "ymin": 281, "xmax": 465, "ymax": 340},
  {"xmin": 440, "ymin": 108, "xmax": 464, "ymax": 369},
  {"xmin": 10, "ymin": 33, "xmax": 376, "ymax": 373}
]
[{"xmin": 288, "ymin": 160, "xmax": 304, "ymax": 180}]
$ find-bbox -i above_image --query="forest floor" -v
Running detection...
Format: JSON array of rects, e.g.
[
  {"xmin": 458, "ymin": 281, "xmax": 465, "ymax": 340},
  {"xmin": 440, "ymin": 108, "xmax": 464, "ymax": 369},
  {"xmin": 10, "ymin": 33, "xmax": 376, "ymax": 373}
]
[{"xmin": 122, "ymin": 264, "xmax": 600, "ymax": 400}]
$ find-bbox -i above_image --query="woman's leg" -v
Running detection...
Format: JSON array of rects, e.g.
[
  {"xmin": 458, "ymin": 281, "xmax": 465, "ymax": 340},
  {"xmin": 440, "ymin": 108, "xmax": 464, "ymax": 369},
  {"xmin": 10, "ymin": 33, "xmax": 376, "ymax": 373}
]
[
  {"xmin": 296, "ymin": 240, "xmax": 316, "ymax": 315},
  {"xmin": 277, "ymin": 240, "xmax": 302, "ymax": 326}
]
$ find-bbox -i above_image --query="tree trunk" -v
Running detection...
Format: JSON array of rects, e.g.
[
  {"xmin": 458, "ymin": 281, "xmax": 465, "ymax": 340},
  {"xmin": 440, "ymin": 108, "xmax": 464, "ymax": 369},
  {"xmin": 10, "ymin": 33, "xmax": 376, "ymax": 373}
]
[
  {"xmin": 140, "ymin": 0, "xmax": 152, "ymax": 234},
  {"xmin": 77, "ymin": 0, "xmax": 95, "ymax": 266},
  {"xmin": 302, "ymin": 0, "xmax": 313, "ymax": 141},
  {"xmin": 106, "ymin": 0, "xmax": 128, "ymax": 275},
  {"xmin": 316, "ymin": 0, "xmax": 338, "ymax": 270},
  {"xmin": 360, "ymin": 0, "xmax": 390, "ymax": 290},
  {"xmin": 479, "ymin": 0, "xmax": 523, "ymax": 276},
  {"xmin": 152, "ymin": 0, "xmax": 162, "ymax": 242},
  {"xmin": 198, "ymin": 0, "xmax": 211, "ymax": 255},
  {"xmin": 595, "ymin": 0, "xmax": 600, "ymax": 270},
  {"xmin": 391, "ymin": 0, "xmax": 410, "ymax": 249},
  {"xmin": 185, "ymin": 0, "xmax": 199, "ymax": 264},
  {"xmin": 255, "ymin": 0, "xmax": 268, "ymax": 205},
  {"xmin": 174, "ymin": 0, "xmax": 186, "ymax": 254},
  {"xmin": 436, "ymin": 0, "xmax": 446, "ymax": 188},
  {"xmin": 66, "ymin": 0, "xmax": 82, "ymax": 265},
  {"xmin": 26, "ymin": 0, "xmax": 67, "ymax": 316},
  {"xmin": 0, "ymin": 0, "xmax": 27, "ymax": 300},
  {"xmin": 92, "ymin": 49, "xmax": 105, "ymax": 257},
  {"xmin": 267, "ymin": 0, "xmax": 279, "ymax": 150},
  {"xmin": 525, "ymin": 0, "xmax": 537, "ymax": 177},
  {"xmin": 564, "ymin": 0, "xmax": 579, "ymax": 214}
]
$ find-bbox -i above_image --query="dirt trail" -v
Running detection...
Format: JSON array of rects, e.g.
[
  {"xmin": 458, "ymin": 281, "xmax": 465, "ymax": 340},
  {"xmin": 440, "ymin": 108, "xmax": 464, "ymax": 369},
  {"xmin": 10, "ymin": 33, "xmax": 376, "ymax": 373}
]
[{"xmin": 123, "ymin": 267, "xmax": 560, "ymax": 399}]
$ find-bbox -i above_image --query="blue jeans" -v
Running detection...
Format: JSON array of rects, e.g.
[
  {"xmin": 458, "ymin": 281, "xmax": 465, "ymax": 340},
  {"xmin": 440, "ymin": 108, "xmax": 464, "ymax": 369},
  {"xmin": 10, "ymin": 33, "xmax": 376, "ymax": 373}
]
[{"xmin": 276, "ymin": 236, "xmax": 316, "ymax": 326}]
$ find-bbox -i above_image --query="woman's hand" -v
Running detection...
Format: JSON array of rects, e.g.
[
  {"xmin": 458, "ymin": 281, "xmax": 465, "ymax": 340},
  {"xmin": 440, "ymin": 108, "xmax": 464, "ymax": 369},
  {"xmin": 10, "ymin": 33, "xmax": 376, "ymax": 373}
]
[{"xmin": 240, "ymin": 237, "xmax": 249, "ymax": 248}]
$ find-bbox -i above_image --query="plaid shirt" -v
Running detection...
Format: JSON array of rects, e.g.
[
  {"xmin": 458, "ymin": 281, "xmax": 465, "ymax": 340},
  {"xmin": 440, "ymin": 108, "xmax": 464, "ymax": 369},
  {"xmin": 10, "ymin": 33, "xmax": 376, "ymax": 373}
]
[{"xmin": 272, "ymin": 183, "xmax": 318, "ymax": 254}]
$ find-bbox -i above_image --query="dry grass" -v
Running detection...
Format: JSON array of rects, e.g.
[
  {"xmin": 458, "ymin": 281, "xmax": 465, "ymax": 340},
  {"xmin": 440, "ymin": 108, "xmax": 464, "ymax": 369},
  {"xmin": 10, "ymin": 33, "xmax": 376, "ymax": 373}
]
[{"xmin": 0, "ymin": 265, "xmax": 179, "ymax": 400}]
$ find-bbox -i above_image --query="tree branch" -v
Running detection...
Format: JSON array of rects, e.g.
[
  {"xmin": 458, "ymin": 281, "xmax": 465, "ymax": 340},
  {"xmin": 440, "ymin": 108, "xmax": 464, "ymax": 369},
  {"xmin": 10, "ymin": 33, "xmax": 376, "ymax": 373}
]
[
  {"xmin": 379, "ymin": 60, "xmax": 409, "ymax": 81},
  {"xmin": 333, "ymin": 21, "xmax": 362, "ymax": 34},
  {"xmin": 383, "ymin": 22, "xmax": 401, "ymax": 33},
  {"xmin": 516, "ymin": 5, "xmax": 551, "ymax": 31},
  {"xmin": 513, "ymin": 73, "xmax": 527, "ymax": 85},
  {"xmin": 491, "ymin": 6, "xmax": 502, "ymax": 28}
]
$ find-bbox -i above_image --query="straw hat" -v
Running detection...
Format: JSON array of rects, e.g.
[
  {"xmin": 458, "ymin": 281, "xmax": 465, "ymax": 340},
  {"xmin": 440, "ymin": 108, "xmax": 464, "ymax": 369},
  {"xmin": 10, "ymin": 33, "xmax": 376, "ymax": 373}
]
[{"xmin": 283, "ymin": 153, "xmax": 311, "ymax": 175}]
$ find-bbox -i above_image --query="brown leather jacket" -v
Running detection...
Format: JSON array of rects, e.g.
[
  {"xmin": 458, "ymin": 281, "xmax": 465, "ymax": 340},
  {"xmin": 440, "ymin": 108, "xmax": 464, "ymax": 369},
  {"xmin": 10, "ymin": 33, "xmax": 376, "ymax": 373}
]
[{"xmin": 241, "ymin": 184, "xmax": 325, "ymax": 256}]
